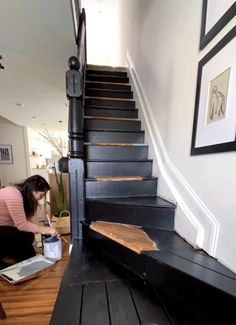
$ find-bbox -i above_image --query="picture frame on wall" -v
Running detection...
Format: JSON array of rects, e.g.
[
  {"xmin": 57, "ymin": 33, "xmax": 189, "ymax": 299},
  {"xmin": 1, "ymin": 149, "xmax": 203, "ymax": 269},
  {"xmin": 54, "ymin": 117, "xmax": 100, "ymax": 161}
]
[
  {"xmin": 0, "ymin": 145, "xmax": 13, "ymax": 164},
  {"xmin": 200, "ymin": 0, "xmax": 236, "ymax": 49},
  {"xmin": 191, "ymin": 27, "xmax": 236, "ymax": 155}
]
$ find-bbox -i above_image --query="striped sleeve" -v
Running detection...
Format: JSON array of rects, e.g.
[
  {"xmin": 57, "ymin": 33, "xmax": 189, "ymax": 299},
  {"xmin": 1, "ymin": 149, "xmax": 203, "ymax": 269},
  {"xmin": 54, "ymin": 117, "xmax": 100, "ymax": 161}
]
[{"xmin": 3, "ymin": 187, "xmax": 39, "ymax": 233}]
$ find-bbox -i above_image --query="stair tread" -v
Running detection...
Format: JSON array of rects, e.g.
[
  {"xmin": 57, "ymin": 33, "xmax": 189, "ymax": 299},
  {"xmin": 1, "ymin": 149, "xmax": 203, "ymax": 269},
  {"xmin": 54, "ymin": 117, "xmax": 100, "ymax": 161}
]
[
  {"xmin": 84, "ymin": 116, "xmax": 139, "ymax": 121},
  {"xmin": 86, "ymin": 86, "xmax": 132, "ymax": 93},
  {"xmin": 90, "ymin": 221, "xmax": 158, "ymax": 254},
  {"xmin": 85, "ymin": 224, "xmax": 236, "ymax": 298},
  {"xmin": 86, "ymin": 159, "xmax": 153, "ymax": 162},
  {"xmin": 85, "ymin": 129, "xmax": 144, "ymax": 133},
  {"xmin": 85, "ymin": 143, "xmax": 147, "ymax": 146},
  {"xmin": 86, "ymin": 196, "xmax": 175, "ymax": 208},
  {"xmin": 86, "ymin": 96, "xmax": 134, "ymax": 102},
  {"xmin": 85, "ymin": 106, "xmax": 138, "ymax": 112},
  {"xmin": 86, "ymin": 176, "xmax": 158, "ymax": 181},
  {"xmin": 145, "ymin": 229, "xmax": 236, "ymax": 281},
  {"xmin": 86, "ymin": 80, "xmax": 130, "ymax": 86}
]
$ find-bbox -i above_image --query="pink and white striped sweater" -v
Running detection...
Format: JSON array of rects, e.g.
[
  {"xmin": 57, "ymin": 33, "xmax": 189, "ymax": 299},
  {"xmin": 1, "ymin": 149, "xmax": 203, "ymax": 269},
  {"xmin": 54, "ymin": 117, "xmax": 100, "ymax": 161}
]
[{"xmin": 0, "ymin": 186, "xmax": 39, "ymax": 233}]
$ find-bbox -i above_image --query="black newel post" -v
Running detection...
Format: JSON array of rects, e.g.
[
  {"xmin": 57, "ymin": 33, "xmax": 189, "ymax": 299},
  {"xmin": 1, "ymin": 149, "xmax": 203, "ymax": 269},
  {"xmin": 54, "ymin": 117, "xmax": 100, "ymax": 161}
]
[{"xmin": 66, "ymin": 56, "xmax": 85, "ymax": 240}]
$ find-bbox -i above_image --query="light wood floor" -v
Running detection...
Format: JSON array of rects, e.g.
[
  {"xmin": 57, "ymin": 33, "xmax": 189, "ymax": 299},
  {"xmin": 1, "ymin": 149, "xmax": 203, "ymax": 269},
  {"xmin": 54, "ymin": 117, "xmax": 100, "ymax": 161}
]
[{"xmin": 0, "ymin": 236, "xmax": 70, "ymax": 325}]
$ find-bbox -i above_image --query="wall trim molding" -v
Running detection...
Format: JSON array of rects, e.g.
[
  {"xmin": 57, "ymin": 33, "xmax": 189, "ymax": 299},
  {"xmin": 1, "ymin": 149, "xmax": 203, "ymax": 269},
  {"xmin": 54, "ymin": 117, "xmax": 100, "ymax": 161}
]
[{"xmin": 126, "ymin": 51, "xmax": 219, "ymax": 256}]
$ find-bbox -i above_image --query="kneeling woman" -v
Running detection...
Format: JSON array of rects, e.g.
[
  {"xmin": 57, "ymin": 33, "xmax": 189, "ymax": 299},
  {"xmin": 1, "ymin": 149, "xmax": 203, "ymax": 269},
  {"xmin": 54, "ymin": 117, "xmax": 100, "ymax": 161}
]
[{"xmin": 0, "ymin": 175, "xmax": 57, "ymax": 268}]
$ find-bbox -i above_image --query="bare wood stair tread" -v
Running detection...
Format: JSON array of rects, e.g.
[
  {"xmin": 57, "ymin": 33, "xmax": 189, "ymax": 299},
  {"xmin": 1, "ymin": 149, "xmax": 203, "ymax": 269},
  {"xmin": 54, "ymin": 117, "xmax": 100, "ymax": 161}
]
[
  {"xmin": 95, "ymin": 177, "xmax": 144, "ymax": 182},
  {"xmin": 90, "ymin": 221, "xmax": 158, "ymax": 254}
]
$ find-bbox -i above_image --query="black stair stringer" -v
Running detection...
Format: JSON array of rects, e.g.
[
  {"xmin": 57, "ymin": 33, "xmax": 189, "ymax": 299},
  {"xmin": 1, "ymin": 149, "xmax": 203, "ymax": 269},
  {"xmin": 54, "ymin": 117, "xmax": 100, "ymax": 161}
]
[{"xmin": 82, "ymin": 223, "xmax": 236, "ymax": 324}]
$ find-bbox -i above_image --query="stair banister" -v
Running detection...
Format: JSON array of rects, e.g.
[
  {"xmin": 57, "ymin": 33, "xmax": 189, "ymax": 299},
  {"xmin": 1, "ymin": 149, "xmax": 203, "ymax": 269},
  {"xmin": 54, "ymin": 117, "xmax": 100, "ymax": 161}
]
[{"xmin": 66, "ymin": 7, "xmax": 87, "ymax": 241}]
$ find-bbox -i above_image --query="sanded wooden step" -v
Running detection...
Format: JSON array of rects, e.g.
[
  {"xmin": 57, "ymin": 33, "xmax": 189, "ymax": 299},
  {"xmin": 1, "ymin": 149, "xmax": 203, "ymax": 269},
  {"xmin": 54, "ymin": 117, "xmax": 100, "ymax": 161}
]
[
  {"xmin": 90, "ymin": 221, "xmax": 158, "ymax": 254},
  {"xmin": 95, "ymin": 177, "xmax": 144, "ymax": 182}
]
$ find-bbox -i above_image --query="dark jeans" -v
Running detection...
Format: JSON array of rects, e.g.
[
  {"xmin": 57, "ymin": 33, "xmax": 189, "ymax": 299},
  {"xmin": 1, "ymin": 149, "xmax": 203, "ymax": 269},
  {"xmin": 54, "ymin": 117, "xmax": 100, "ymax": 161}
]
[{"xmin": 0, "ymin": 226, "xmax": 36, "ymax": 262}]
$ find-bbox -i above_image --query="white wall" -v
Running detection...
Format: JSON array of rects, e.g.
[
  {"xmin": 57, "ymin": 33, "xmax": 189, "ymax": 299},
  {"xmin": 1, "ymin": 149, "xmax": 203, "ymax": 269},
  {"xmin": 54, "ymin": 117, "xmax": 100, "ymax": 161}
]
[
  {"xmin": 117, "ymin": 0, "xmax": 236, "ymax": 272},
  {"xmin": 82, "ymin": 0, "xmax": 121, "ymax": 66},
  {"xmin": 0, "ymin": 117, "xmax": 30, "ymax": 185}
]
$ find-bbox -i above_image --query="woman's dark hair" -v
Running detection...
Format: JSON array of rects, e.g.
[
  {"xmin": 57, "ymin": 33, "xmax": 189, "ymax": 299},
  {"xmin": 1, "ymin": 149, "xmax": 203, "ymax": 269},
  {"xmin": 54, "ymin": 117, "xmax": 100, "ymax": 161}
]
[{"xmin": 16, "ymin": 175, "xmax": 50, "ymax": 218}]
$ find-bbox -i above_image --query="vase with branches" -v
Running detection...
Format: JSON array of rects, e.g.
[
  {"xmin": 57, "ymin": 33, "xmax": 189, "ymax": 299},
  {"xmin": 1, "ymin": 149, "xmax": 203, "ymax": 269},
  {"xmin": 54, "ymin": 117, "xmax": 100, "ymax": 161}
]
[{"xmin": 39, "ymin": 129, "xmax": 69, "ymax": 173}]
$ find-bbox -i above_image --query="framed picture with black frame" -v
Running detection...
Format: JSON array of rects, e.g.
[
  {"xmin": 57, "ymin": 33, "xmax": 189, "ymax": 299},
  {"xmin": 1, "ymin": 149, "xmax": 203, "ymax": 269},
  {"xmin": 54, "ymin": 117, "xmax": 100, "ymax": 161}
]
[
  {"xmin": 0, "ymin": 144, "xmax": 13, "ymax": 164},
  {"xmin": 191, "ymin": 26, "xmax": 236, "ymax": 155},
  {"xmin": 200, "ymin": 0, "xmax": 236, "ymax": 49}
]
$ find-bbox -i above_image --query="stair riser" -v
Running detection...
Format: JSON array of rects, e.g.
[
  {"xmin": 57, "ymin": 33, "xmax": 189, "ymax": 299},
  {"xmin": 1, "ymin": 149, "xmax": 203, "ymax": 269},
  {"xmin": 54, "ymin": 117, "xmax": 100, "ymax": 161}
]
[
  {"xmin": 86, "ymin": 69, "xmax": 128, "ymax": 77},
  {"xmin": 86, "ymin": 75, "xmax": 129, "ymax": 83},
  {"xmin": 85, "ymin": 146, "xmax": 148, "ymax": 160},
  {"xmin": 86, "ymin": 161, "xmax": 152, "ymax": 178},
  {"xmin": 84, "ymin": 119, "xmax": 141, "ymax": 132},
  {"xmin": 86, "ymin": 202, "xmax": 174, "ymax": 230},
  {"xmin": 85, "ymin": 131, "xmax": 144, "ymax": 144},
  {"xmin": 85, "ymin": 98, "xmax": 135, "ymax": 109},
  {"xmin": 85, "ymin": 107, "xmax": 138, "ymax": 118},
  {"xmin": 86, "ymin": 89, "xmax": 133, "ymax": 99},
  {"xmin": 85, "ymin": 82, "xmax": 131, "ymax": 92},
  {"xmin": 85, "ymin": 179, "xmax": 157, "ymax": 198}
]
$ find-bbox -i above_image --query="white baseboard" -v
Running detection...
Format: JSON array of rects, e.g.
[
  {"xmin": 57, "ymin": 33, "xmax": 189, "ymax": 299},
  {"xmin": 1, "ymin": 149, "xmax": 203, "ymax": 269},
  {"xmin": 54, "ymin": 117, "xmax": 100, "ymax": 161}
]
[{"xmin": 126, "ymin": 51, "xmax": 219, "ymax": 256}]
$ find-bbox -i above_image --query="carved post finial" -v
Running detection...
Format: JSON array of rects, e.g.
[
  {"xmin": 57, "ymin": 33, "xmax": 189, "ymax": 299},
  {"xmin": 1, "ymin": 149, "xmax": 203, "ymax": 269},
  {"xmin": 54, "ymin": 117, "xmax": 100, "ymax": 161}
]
[{"xmin": 68, "ymin": 56, "xmax": 80, "ymax": 70}]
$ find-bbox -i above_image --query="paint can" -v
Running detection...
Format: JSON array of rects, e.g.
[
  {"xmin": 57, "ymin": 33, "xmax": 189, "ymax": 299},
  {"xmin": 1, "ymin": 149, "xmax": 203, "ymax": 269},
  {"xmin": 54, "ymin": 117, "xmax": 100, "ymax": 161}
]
[{"xmin": 43, "ymin": 236, "xmax": 62, "ymax": 261}]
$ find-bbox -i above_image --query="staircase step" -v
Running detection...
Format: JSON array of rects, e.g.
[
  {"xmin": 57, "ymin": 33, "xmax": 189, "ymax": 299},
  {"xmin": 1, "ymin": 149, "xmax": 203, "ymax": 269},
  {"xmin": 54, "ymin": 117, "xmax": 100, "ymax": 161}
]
[
  {"xmin": 86, "ymin": 69, "xmax": 128, "ymax": 77},
  {"xmin": 86, "ymin": 160, "xmax": 152, "ymax": 178},
  {"xmin": 85, "ymin": 143, "xmax": 148, "ymax": 160},
  {"xmin": 85, "ymin": 107, "xmax": 138, "ymax": 118},
  {"xmin": 85, "ymin": 130, "xmax": 144, "ymax": 144},
  {"xmin": 85, "ymin": 81, "xmax": 131, "ymax": 92},
  {"xmin": 85, "ymin": 177, "xmax": 158, "ymax": 198},
  {"xmin": 83, "ymin": 224, "xmax": 236, "ymax": 323},
  {"xmin": 84, "ymin": 117, "xmax": 141, "ymax": 131},
  {"xmin": 86, "ymin": 196, "xmax": 175, "ymax": 230},
  {"xmin": 85, "ymin": 98, "xmax": 135, "ymax": 109},
  {"xmin": 50, "ymin": 240, "xmax": 175, "ymax": 325},
  {"xmin": 86, "ymin": 74, "xmax": 129, "ymax": 83},
  {"xmin": 85, "ymin": 88, "xmax": 133, "ymax": 99}
]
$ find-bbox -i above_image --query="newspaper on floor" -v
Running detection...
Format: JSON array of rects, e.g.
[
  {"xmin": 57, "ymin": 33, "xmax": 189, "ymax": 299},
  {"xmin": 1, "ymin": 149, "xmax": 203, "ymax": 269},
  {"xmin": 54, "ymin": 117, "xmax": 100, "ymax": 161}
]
[{"xmin": 0, "ymin": 254, "xmax": 55, "ymax": 284}]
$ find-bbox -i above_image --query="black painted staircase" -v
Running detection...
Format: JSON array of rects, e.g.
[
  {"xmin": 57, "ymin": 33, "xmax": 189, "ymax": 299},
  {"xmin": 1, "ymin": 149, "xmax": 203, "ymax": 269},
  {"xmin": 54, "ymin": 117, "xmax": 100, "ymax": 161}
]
[
  {"xmin": 82, "ymin": 66, "xmax": 236, "ymax": 323},
  {"xmin": 51, "ymin": 65, "xmax": 236, "ymax": 325}
]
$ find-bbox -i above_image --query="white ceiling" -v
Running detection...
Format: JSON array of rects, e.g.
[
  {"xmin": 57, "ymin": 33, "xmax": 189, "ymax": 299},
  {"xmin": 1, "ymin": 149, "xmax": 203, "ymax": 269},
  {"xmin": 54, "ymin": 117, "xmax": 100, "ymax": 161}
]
[{"xmin": 0, "ymin": 0, "xmax": 77, "ymax": 132}]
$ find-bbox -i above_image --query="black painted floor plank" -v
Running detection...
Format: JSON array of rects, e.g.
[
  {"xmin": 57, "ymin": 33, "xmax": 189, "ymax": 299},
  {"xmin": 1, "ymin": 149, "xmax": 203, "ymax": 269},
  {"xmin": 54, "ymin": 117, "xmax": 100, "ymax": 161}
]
[
  {"xmin": 50, "ymin": 284, "xmax": 83, "ymax": 325},
  {"xmin": 81, "ymin": 282, "xmax": 110, "ymax": 325},
  {"xmin": 129, "ymin": 281, "xmax": 172, "ymax": 325},
  {"xmin": 106, "ymin": 280, "xmax": 140, "ymax": 325}
]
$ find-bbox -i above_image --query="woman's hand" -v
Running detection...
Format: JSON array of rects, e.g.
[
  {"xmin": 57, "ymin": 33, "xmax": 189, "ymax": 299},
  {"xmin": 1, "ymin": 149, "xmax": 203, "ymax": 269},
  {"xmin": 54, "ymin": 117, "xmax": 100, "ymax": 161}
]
[{"xmin": 39, "ymin": 225, "xmax": 58, "ymax": 236}]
